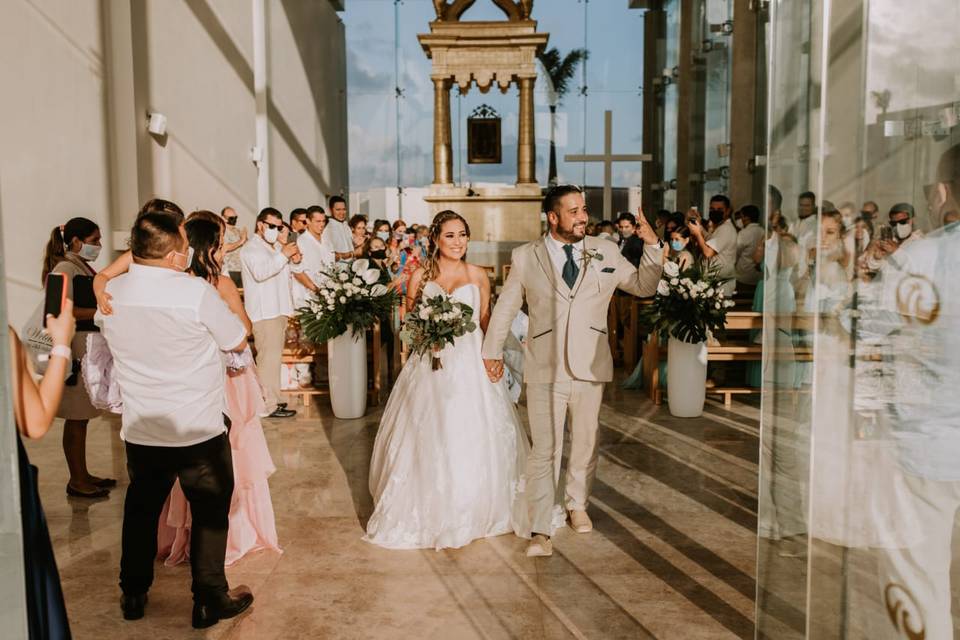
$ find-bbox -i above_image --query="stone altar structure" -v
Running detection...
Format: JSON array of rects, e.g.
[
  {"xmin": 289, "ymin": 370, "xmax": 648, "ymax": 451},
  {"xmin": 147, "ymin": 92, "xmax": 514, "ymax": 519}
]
[{"xmin": 419, "ymin": 0, "xmax": 548, "ymax": 242}]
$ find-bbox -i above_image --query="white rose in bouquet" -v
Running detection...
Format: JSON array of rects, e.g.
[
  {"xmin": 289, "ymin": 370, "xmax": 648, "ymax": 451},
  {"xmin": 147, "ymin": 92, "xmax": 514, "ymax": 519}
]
[
  {"xmin": 363, "ymin": 268, "xmax": 381, "ymax": 285},
  {"xmin": 657, "ymin": 280, "xmax": 670, "ymax": 296},
  {"xmin": 664, "ymin": 261, "xmax": 680, "ymax": 278},
  {"xmin": 670, "ymin": 278, "xmax": 679, "ymax": 286},
  {"xmin": 338, "ymin": 272, "xmax": 349, "ymax": 282},
  {"xmin": 419, "ymin": 307, "xmax": 432, "ymax": 320}
]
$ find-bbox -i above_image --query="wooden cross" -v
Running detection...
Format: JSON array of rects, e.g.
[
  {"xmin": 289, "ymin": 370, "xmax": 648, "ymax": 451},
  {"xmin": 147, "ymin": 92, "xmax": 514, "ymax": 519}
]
[{"xmin": 564, "ymin": 110, "xmax": 652, "ymax": 219}]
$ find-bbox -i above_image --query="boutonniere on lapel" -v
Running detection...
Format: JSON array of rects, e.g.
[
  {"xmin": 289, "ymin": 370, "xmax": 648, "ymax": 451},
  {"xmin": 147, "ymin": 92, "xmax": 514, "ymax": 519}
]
[{"xmin": 582, "ymin": 247, "xmax": 607, "ymax": 293}]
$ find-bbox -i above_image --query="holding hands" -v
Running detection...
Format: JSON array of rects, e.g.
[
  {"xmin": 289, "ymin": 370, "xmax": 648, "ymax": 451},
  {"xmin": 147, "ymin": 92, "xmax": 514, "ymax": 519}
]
[{"xmin": 483, "ymin": 358, "xmax": 504, "ymax": 383}]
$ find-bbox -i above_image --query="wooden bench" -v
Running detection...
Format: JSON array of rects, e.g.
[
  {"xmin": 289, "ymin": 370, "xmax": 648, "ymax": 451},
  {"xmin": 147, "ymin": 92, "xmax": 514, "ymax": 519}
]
[
  {"xmin": 641, "ymin": 314, "xmax": 817, "ymax": 406},
  {"xmin": 280, "ymin": 320, "xmax": 383, "ymax": 411}
]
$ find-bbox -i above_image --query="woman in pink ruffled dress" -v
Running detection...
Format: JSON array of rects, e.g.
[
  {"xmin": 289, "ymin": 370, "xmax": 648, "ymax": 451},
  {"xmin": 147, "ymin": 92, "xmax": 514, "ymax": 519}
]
[{"xmin": 157, "ymin": 213, "xmax": 281, "ymax": 566}]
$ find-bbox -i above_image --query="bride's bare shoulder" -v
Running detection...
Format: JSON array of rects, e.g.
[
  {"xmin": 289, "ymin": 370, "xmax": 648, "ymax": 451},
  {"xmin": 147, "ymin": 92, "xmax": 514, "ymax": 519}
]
[{"xmin": 465, "ymin": 263, "xmax": 491, "ymax": 291}]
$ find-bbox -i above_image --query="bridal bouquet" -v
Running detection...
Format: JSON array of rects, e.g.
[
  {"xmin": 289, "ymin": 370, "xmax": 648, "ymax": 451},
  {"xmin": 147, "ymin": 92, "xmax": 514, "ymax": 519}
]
[
  {"xmin": 297, "ymin": 259, "xmax": 400, "ymax": 342},
  {"xmin": 400, "ymin": 281, "xmax": 477, "ymax": 370},
  {"xmin": 641, "ymin": 260, "xmax": 734, "ymax": 344}
]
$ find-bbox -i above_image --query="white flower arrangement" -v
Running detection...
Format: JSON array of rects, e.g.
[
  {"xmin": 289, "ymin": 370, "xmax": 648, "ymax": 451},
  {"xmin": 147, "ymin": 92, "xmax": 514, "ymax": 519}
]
[
  {"xmin": 399, "ymin": 281, "xmax": 477, "ymax": 371},
  {"xmin": 298, "ymin": 259, "xmax": 399, "ymax": 342},
  {"xmin": 641, "ymin": 260, "xmax": 735, "ymax": 344}
]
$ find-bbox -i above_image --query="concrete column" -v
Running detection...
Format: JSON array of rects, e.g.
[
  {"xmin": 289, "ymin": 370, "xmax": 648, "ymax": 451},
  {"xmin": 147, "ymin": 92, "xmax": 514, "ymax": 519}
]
[
  {"xmin": 432, "ymin": 76, "xmax": 453, "ymax": 185},
  {"xmin": 641, "ymin": 7, "xmax": 665, "ymax": 212},
  {"xmin": 675, "ymin": 0, "xmax": 695, "ymax": 209},
  {"xmin": 730, "ymin": 0, "xmax": 759, "ymax": 208},
  {"xmin": 253, "ymin": 0, "xmax": 271, "ymax": 209},
  {"xmin": 517, "ymin": 76, "xmax": 536, "ymax": 185}
]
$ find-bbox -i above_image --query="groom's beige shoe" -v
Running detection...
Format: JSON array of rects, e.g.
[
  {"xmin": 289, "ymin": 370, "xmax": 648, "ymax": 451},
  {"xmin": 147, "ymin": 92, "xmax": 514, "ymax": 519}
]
[
  {"xmin": 526, "ymin": 534, "xmax": 553, "ymax": 557},
  {"xmin": 569, "ymin": 510, "xmax": 593, "ymax": 534}
]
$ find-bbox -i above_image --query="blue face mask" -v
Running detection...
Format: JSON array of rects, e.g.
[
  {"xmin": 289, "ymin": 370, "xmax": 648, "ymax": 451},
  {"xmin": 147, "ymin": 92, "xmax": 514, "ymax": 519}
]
[
  {"xmin": 377, "ymin": 231, "xmax": 390, "ymax": 242},
  {"xmin": 670, "ymin": 240, "xmax": 685, "ymax": 252}
]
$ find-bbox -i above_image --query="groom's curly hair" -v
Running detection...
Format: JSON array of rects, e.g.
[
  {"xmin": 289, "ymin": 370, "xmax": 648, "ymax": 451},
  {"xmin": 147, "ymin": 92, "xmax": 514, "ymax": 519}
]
[{"xmin": 422, "ymin": 210, "xmax": 471, "ymax": 286}]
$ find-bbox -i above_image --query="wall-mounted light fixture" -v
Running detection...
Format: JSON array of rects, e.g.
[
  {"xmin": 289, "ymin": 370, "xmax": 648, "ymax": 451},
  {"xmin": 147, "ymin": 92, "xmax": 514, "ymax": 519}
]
[{"xmin": 147, "ymin": 111, "xmax": 167, "ymax": 136}]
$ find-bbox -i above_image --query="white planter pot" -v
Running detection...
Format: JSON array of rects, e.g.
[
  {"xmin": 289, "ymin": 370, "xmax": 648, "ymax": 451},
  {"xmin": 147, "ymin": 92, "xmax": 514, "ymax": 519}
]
[
  {"xmin": 667, "ymin": 337, "xmax": 707, "ymax": 418},
  {"xmin": 328, "ymin": 327, "xmax": 367, "ymax": 419}
]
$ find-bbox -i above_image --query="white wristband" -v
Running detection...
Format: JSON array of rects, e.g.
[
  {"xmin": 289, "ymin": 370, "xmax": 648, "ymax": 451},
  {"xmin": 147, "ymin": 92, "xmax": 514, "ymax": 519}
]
[{"xmin": 49, "ymin": 345, "xmax": 72, "ymax": 361}]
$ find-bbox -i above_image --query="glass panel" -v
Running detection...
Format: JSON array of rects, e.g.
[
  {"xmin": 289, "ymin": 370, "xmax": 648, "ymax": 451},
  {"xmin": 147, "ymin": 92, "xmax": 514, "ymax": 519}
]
[
  {"xmin": 757, "ymin": 0, "xmax": 960, "ymax": 638},
  {"xmin": 0, "ymin": 194, "xmax": 28, "ymax": 635}
]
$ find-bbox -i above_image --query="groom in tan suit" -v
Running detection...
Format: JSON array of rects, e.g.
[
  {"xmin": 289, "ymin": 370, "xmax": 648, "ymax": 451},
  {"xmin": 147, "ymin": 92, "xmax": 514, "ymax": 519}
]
[{"xmin": 482, "ymin": 185, "xmax": 663, "ymax": 557}]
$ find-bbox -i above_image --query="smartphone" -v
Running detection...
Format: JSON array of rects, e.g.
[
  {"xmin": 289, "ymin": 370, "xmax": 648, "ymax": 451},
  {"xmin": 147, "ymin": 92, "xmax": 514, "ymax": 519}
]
[
  {"xmin": 43, "ymin": 272, "xmax": 67, "ymax": 328},
  {"xmin": 878, "ymin": 225, "xmax": 893, "ymax": 242}
]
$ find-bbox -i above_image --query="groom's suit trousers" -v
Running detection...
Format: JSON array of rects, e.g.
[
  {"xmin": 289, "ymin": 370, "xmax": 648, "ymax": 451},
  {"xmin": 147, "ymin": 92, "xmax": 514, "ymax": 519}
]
[{"xmin": 526, "ymin": 380, "xmax": 605, "ymax": 534}]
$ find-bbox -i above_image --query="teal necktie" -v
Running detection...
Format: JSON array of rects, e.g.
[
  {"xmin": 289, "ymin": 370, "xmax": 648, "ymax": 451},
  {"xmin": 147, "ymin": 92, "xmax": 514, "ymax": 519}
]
[{"xmin": 562, "ymin": 244, "xmax": 579, "ymax": 289}]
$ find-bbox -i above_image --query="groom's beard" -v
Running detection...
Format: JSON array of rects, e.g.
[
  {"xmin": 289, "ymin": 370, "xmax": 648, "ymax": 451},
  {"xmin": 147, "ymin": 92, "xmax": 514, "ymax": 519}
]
[{"xmin": 553, "ymin": 222, "xmax": 586, "ymax": 243}]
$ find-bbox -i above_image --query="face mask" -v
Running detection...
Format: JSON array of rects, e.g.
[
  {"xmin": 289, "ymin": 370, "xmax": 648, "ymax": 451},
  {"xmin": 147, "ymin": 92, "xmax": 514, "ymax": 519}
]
[
  {"xmin": 79, "ymin": 243, "xmax": 101, "ymax": 262},
  {"xmin": 395, "ymin": 231, "xmax": 405, "ymax": 239},
  {"xmin": 670, "ymin": 240, "xmax": 685, "ymax": 252},
  {"xmin": 173, "ymin": 247, "xmax": 194, "ymax": 271},
  {"xmin": 263, "ymin": 227, "xmax": 279, "ymax": 244},
  {"xmin": 733, "ymin": 217, "xmax": 743, "ymax": 230},
  {"xmin": 226, "ymin": 217, "xmax": 237, "ymax": 226},
  {"xmin": 377, "ymin": 231, "xmax": 390, "ymax": 242},
  {"xmin": 370, "ymin": 249, "xmax": 387, "ymax": 260},
  {"xmin": 709, "ymin": 210, "xmax": 725, "ymax": 225},
  {"xmin": 894, "ymin": 221, "xmax": 913, "ymax": 240}
]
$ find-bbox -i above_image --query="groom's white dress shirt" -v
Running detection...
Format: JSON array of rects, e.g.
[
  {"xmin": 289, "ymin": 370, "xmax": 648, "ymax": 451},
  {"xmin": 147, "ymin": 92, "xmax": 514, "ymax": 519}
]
[
  {"xmin": 96, "ymin": 265, "xmax": 246, "ymax": 447},
  {"xmin": 543, "ymin": 234, "xmax": 585, "ymax": 279},
  {"xmin": 240, "ymin": 235, "xmax": 294, "ymax": 322}
]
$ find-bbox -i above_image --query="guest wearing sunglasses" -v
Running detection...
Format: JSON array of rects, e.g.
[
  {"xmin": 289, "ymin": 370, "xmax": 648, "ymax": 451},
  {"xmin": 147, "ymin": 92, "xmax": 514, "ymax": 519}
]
[{"xmin": 239, "ymin": 208, "xmax": 301, "ymax": 418}]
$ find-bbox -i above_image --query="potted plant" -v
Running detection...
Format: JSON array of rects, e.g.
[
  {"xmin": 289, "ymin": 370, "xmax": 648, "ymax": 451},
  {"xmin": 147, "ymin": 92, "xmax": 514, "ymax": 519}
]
[
  {"xmin": 297, "ymin": 259, "xmax": 400, "ymax": 419},
  {"xmin": 642, "ymin": 261, "xmax": 734, "ymax": 417}
]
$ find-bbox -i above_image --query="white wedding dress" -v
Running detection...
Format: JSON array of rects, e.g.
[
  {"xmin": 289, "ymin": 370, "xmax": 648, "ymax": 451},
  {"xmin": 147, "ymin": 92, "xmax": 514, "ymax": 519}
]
[{"xmin": 365, "ymin": 283, "xmax": 532, "ymax": 550}]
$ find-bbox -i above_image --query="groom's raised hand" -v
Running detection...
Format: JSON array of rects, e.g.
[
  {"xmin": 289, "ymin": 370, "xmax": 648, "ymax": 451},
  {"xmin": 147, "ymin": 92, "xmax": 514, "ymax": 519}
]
[{"xmin": 483, "ymin": 358, "xmax": 505, "ymax": 383}]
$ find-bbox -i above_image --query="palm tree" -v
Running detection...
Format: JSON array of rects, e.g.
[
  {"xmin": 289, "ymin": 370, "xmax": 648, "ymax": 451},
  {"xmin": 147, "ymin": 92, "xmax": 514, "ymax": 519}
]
[{"xmin": 537, "ymin": 47, "xmax": 588, "ymax": 186}]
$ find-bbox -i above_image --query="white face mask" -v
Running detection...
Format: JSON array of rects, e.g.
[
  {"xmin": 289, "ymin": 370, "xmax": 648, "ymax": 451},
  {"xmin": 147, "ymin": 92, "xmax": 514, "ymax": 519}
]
[
  {"xmin": 173, "ymin": 247, "xmax": 194, "ymax": 271},
  {"xmin": 733, "ymin": 217, "xmax": 743, "ymax": 230},
  {"xmin": 263, "ymin": 227, "xmax": 280, "ymax": 244},
  {"xmin": 895, "ymin": 221, "xmax": 913, "ymax": 240},
  {"xmin": 79, "ymin": 243, "xmax": 101, "ymax": 262}
]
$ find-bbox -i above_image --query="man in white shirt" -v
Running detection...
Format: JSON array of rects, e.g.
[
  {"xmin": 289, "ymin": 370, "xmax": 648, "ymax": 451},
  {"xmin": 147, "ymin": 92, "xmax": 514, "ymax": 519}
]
[
  {"xmin": 689, "ymin": 194, "xmax": 739, "ymax": 297},
  {"xmin": 321, "ymin": 195, "xmax": 355, "ymax": 260},
  {"xmin": 735, "ymin": 204, "xmax": 765, "ymax": 290},
  {"xmin": 290, "ymin": 207, "xmax": 335, "ymax": 387},
  {"xmin": 240, "ymin": 207, "xmax": 301, "ymax": 418},
  {"xmin": 97, "ymin": 212, "xmax": 253, "ymax": 628}
]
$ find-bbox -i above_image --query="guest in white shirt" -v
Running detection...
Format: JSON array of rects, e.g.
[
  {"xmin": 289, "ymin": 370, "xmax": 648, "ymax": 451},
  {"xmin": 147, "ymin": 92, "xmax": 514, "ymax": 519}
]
[
  {"xmin": 734, "ymin": 204, "xmax": 765, "ymax": 291},
  {"xmin": 688, "ymin": 194, "xmax": 739, "ymax": 296},
  {"xmin": 322, "ymin": 195, "xmax": 355, "ymax": 260},
  {"xmin": 96, "ymin": 212, "xmax": 254, "ymax": 627},
  {"xmin": 240, "ymin": 208, "xmax": 301, "ymax": 418},
  {"xmin": 290, "ymin": 208, "xmax": 335, "ymax": 387}
]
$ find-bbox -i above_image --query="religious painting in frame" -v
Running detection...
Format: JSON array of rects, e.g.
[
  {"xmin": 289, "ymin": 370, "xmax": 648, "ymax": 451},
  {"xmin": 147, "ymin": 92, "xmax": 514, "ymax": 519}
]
[{"xmin": 467, "ymin": 104, "xmax": 502, "ymax": 164}]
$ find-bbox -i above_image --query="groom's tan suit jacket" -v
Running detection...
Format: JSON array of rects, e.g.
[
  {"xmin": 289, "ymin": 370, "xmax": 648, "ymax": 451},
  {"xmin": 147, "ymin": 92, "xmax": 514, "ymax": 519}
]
[{"xmin": 482, "ymin": 234, "xmax": 663, "ymax": 383}]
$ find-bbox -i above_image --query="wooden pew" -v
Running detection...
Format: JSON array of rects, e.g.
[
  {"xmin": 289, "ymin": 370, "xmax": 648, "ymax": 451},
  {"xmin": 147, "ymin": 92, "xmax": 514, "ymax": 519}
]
[{"xmin": 280, "ymin": 320, "xmax": 383, "ymax": 411}]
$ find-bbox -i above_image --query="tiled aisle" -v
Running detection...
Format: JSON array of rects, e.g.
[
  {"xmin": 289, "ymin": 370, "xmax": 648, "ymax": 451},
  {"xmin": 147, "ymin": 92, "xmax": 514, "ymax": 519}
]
[{"xmin": 23, "ymin": 385, "xmax": 766, "ymax": 639}]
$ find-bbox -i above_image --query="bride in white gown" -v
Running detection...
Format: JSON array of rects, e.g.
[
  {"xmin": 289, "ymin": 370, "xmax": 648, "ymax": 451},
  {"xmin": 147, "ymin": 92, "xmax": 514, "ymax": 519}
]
[{"xmin": 365, "ymin": 210, "xmax": 532, "ymax": 550}]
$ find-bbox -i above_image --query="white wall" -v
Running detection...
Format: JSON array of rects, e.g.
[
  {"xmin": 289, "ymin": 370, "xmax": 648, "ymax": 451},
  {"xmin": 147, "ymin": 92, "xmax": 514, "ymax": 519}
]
[
  {"xmin": 0, "ymin": 0, "xmax": 349, "ymax": 329},
  {"xmin": 0, "ymin": 0, "xmax": 113, "ymax": 329}
]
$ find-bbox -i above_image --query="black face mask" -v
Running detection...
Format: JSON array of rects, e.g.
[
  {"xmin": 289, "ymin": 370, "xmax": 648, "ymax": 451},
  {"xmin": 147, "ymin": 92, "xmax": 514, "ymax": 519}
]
[
  {"xmin": 369, "ymin": 249, "xmax": 387, "ymax": 260},
  {"xmin": 226, "ymin": 217, "xmax": 238, "ymax": 226},
  {"xmin": 708, "ymin": 209, "xmax": 725, "ymax": 225}
]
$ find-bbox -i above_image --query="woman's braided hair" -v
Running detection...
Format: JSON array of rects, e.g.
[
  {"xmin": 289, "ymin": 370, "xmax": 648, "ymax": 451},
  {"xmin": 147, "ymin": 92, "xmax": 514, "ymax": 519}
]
[{"xmin": 421, "ymin": 210, "xmax": 470, "ymax": 285}]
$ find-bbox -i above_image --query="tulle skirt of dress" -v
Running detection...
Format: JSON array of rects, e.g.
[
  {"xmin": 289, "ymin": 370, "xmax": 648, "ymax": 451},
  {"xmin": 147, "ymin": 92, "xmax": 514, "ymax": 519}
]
[
  {"xmin": 365, "ymin": 296, "xmax": 532, "ymax": 550},
  {"xmin": 157, "ymin": 365, "xmax": 281, "ymax": 566}
]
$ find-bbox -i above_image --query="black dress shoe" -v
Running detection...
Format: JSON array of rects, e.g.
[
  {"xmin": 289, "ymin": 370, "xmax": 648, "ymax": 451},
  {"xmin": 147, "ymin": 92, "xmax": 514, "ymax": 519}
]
[
  {"xmin": 266, "ymin": 407, "xmax": 296, "ymax": 418},
  {"xmin": 277, "ymin": 402, "xmax": 288, "ymax": 410},
  {"xmin": 120, "ymin": 593, "xmax": 148, "ymax": 620},
  {"xmin": 192, "ymin": 587, "xmax": 254, "ymax": 629}
]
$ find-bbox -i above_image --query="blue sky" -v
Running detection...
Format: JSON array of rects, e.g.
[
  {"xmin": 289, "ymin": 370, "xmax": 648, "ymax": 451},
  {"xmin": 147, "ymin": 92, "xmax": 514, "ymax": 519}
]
[{"xmin": 343, "ymin": 0, "xmax": 646, "ymax": 191}]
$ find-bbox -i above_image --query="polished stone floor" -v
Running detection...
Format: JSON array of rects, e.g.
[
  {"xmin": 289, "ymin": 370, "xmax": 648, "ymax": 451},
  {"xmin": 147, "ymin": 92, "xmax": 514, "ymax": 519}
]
[{"xmin": 23, "ymin": 383, "xmax": 764, "ymax": 639}]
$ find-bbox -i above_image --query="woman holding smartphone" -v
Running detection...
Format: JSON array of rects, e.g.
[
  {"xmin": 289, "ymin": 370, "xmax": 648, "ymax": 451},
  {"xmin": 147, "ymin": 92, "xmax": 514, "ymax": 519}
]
[{"xmin": 41, "ymin": 217, "xmax": 114, "ymax": 498}]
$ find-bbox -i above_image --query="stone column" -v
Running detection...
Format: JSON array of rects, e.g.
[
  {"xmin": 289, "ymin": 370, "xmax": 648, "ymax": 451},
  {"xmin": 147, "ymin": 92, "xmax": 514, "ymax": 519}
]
[
  {"xmin": 432, "ymin": 76, "xmax": 453, "ymax": 185},
  {"xmin": 517, "ymin": 76, "xmax": 536, "ymax": 185},
  {"xmin": 730, "ymin": 0, "xmax": 760, "ymax": 208}
]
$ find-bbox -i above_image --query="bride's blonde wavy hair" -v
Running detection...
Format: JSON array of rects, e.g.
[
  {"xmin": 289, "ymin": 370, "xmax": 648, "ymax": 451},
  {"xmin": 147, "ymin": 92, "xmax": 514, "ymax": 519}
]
[{"xmin": 421, "ymin": 209, "xmax": 471, "ymax": 284}]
